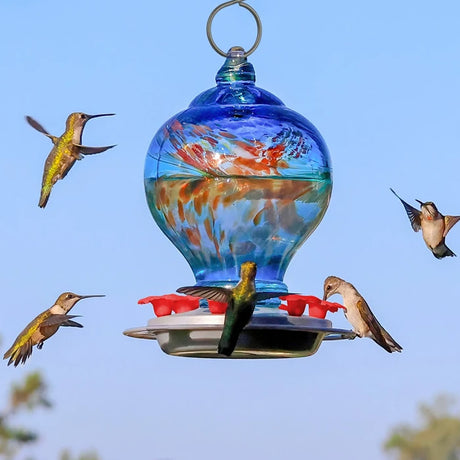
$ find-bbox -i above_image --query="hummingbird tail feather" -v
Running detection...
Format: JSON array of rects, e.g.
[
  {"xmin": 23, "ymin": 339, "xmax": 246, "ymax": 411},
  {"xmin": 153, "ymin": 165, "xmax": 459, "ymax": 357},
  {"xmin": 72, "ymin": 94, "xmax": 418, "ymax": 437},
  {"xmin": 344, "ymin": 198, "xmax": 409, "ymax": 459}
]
[
  {"xmin": 38, "ymin": 188, "xmax": 51, "ymax": 208},
  {"xmin": 384, "ymin": 334, "xmax": 403, "ymax": 353},
  {"xmin": 373, "ymin": 330, "xmax": 402, "ymax": 353},
  {"xmin": 218, "ymin": 329, "xmax": 240, "ymax": 356},
  {"xmin": 3, "ymin": 340, "xmax": 34, "ymax": 367},
  {"xmin": 371, "ymin": 336, "xmax": 393, "ymax": 353},
  {"xmin": 432, "ymin": 243, "xmax": 456, "ymax": 259}
]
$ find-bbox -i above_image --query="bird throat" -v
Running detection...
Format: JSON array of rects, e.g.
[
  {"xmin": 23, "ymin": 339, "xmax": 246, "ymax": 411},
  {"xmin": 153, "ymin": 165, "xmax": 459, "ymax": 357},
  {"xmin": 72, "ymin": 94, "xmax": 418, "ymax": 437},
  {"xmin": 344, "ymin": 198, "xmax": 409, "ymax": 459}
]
[{"xmin": 49, "ymin": 304, "xmax": 66, "ymax": 314}]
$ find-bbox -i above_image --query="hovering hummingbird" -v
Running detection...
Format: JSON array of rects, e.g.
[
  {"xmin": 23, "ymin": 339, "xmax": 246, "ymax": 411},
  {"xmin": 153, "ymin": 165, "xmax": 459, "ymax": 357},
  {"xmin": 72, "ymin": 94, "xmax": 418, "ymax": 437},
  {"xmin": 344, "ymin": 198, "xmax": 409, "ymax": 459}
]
[
  {"xmin": 177, "ymin": 261, "xmax": 287, "ymax": 356},
  {"xmin": 3, "ymin": 292, "xmax": 105, "ymax": 367},
  {"xmin": 323, "ymin": 276, "xmax": 402, "ymax": 353},
  {"xmin": 26, "ymin": 112, "xmax": 115, "ymax": 208},
  {"xmin": 391, "ymin": 188, "xmax": 460, "ymax": 259}
]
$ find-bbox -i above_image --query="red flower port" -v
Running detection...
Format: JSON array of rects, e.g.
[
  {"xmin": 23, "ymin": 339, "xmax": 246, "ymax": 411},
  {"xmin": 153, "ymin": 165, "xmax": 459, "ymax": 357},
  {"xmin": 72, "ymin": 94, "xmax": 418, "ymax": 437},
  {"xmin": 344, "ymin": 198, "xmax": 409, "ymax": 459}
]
[
  {"xmin": 207, "ymin": 300, "xmax": 228, "ymax": 314},
  {"xmin": 138, "ymin": 294, "xmax": 199, "ymax": 317},
  {"xmin": 279, "ymin": 295, "xmax": 345, "ymax": 319},
  {"xmin": 138, "ymin": 294, "xmax": 344, "ymax": 319}
]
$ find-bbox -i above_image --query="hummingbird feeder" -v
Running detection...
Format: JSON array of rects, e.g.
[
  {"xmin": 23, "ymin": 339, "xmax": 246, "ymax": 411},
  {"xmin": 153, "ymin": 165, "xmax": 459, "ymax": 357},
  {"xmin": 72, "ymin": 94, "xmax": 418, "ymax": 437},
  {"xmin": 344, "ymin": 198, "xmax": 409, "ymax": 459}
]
[{"xmin": 124, "ymin": 0, "xmax": 355, "ymax": 358}]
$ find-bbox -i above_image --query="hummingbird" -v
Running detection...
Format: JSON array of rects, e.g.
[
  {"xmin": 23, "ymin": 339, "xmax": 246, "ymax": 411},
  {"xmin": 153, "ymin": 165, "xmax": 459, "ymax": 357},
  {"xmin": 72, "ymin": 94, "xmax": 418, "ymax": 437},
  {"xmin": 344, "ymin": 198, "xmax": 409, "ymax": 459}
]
[
  {"xmin": 323, "ymin": 276, "xmax": 402, "ymax": 353},
  {"xmin": 3, "ymin": 292, "xmax": 104, "ymax": 367},
  {"xmin": 26, "ymin": 112, "xmax": 115, "ymax": 208},
  {"xmin": 391, "ymin": 188, "xmax": 460, "ymax": 259},
  {"xmin": 177, "ymin": 261, "xmax": 287, "ymax": 356}
]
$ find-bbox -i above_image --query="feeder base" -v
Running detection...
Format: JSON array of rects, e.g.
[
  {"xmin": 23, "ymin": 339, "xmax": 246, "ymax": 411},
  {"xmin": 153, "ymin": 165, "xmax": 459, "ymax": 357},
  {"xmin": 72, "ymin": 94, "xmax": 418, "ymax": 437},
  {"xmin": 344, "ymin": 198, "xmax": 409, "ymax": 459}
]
[{"xmin": 123, "ymin": 310, "xmax": 355, "ymax": 359}]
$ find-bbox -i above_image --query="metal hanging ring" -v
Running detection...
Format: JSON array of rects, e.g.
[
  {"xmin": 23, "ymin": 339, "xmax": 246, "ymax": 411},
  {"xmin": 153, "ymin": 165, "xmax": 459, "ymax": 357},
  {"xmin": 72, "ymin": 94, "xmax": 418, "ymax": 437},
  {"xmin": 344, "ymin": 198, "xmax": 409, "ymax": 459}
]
[{"xmin": 206, "ymin": 0, "xmax": 262, "ymax": 58}]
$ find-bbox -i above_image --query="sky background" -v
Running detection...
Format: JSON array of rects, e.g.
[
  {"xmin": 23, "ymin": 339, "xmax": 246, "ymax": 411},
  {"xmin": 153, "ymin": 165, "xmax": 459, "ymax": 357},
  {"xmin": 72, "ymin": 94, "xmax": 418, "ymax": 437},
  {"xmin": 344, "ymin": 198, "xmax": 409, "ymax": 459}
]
[{"xmin": 1, "ymin": 0, "xmax": 460, "ymax": 459}]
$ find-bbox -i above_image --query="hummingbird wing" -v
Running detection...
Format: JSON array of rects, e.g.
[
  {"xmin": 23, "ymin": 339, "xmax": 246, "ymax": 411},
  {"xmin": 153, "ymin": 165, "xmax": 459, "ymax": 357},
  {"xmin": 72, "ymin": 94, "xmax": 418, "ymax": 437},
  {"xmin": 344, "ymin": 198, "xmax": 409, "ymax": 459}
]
[
  {"xmin": 355, "ymin": 299, "xmax": 391, "ymax": 352},
  {"xmin": 41, "ymin": 314, "xmax": 83, "ymax": 328},
  {"xmin": 356, "ymin": 299, "xmax": 401, "ymax": 353},
  {"xmin": 443, "ymin": 215, "xmax": 460, "ymax": 237},
  {"xmin": 177, "ymin": 286, "xmax": 232, "ymax": 303},
  {"xmin": 74, "ymin": 144, "xmax": 116, "ymax": 155},
  {"xmin": 390, "ymin": 188, "xmax": 421, "ymax": 232},
  {"xmin": 25, "ymin": 116, "xmax": 58, "ymax": 143},
  {"xmin": 3, "ymin": 311, "xmax": 51, "ymax": 366},
  {"xmin": 60, "ymin": 319, "xmax": 84, "ymax": 328},
  {"xmin": 4, "ymin": 338, "xmax": 34, "ymax": 367}
]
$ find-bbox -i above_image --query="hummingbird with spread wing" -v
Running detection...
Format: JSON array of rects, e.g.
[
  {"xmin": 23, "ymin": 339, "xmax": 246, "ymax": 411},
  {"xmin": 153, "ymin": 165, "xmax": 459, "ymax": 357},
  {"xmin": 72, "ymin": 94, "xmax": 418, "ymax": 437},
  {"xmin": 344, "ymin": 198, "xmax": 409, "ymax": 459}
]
[
  {"xmin": 26, "ymin": 112, "xmax": 115, "ymax": 208},
  {"xmin": 3, "ymin": 292, "xmax": 104, "ymax": 367},
  {"xmin": 323, "ymin": 276, "xmax": 402, "ymax": 353},
  {"xmin": 177, "ymin": 261, "xmax": 287, "ymax": 356},
  {"xmin": 391, "ymin": 188, "xmax": 460, "ymax": 259}
]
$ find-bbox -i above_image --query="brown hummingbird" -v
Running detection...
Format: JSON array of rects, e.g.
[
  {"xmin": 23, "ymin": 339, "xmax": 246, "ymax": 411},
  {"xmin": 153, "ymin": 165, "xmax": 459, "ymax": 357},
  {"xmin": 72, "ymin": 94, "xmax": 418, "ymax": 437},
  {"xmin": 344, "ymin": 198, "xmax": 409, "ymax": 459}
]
[
  {"xmin": 3, "ymin": 292, "xmax": 105, "ymax": 367},
  {"xmin": 391, "ymin": 188, "xmax": 460, "ymax": 259},
  {"xmin": 323, "ymin": 276, "xmax": 402, "ymax": 353},
  {"xmin": 26, "ymin": 112, "xmax": 115, "ymax": 208},
  {"xmin": 177, "ymin": 261, "xmax": 288, "ymax": 356}
]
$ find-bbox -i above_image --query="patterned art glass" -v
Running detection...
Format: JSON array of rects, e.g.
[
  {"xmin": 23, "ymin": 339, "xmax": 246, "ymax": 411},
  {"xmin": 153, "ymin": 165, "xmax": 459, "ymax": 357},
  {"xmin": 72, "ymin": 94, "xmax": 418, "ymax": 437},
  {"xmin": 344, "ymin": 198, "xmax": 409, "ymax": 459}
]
[{"xmin": 145, "ymin": 48, "xmax": 332, "ymax": 297}]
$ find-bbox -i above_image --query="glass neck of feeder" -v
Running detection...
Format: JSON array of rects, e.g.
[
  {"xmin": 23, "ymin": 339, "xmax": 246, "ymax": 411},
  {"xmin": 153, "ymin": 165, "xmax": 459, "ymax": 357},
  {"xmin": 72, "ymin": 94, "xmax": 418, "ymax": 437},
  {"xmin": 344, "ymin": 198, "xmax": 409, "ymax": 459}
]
[{"xmin": 215, "ymin": 48, "xmax": 256, "ymax": 85}]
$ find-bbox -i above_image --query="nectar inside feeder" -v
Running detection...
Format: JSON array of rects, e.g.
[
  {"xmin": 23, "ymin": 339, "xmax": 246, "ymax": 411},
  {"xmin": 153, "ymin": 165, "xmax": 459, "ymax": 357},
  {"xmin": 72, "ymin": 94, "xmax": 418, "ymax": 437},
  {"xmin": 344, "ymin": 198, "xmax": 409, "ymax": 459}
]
[{"xmin": 124, "ymin": 1, "xmax": 355, "ymax": 358}]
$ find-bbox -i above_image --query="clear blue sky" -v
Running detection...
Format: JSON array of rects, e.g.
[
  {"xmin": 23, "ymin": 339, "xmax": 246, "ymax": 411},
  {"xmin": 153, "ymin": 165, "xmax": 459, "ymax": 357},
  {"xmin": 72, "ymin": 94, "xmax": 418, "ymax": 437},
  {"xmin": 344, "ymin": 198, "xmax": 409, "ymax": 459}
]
[{"xmin": 1, "ymin": 0, "xmax": 460, "ymax": 459}]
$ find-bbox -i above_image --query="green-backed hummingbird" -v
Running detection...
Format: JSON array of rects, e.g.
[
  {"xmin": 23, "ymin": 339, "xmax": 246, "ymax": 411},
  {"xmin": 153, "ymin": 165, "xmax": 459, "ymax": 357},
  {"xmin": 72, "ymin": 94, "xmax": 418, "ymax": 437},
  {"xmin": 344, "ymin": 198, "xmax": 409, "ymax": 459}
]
[
  {"xmin": 177, "ymin": 261, "xmax": 287, "ymax": 356},
  {"xmin": 3, "ymin": 292, "xmax": 104, "ymax": 366},
  {"xmin": 26, "ymin": 112, "xmax": 115, "ymax": 208}
]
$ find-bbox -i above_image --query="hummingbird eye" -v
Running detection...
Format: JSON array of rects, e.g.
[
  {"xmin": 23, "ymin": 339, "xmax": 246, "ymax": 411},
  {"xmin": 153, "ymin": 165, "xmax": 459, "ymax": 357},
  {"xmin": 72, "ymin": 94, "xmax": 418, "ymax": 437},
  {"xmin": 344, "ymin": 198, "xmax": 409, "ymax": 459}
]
[
  {"xmin": 66, "ymin": 293, "xmax": 73, "ymax": 299},
  {"xmin": 80, "ymin": 114, "xmax": 86, "ymax": 119}
]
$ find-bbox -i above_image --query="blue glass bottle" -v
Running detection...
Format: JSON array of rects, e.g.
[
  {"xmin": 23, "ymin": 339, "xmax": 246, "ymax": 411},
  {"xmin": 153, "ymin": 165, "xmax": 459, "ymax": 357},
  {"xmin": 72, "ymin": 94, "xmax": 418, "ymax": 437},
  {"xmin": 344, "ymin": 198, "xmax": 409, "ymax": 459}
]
[{"xmin": 145, "ymin": 47, "xmax": 332, "ymax": 297}]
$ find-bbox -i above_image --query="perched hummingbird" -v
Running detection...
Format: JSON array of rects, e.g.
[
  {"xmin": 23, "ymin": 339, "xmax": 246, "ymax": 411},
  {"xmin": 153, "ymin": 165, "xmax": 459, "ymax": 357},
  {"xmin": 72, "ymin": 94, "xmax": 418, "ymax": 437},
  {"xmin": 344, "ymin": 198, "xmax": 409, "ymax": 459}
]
[
  {"xmin": 391, "ymin": 188, "xmax": 460, "ymax": 259},
  {"xmin": 323, "ymin": 276, "xmax": 402, "ymax": 353},
  {"xmin": 177, "ymin": 261, "xmax": 287, "ymax": 356},
  {"xmin": 26, "ymin": 112, "xmax": 115, "ymax": 208},
  {"xmin": 3, "ymin": 292, "xmax": 104, "ymax": 367}
]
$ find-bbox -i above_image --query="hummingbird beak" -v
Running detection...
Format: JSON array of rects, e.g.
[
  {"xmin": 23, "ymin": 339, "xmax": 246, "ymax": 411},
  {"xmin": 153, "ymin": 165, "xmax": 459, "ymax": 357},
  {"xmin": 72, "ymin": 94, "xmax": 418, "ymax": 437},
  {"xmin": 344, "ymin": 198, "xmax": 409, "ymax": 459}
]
[
  {"xmin": 78, "ymin": 294, "xmax": 106, "ymax": 299},
  {"xmin": 86, "ymin": 113, "xmax": 115, "ymax": 120},
  {"xmin": 415, "ymin": 199, "xmax": 424, "ymax": 205}
]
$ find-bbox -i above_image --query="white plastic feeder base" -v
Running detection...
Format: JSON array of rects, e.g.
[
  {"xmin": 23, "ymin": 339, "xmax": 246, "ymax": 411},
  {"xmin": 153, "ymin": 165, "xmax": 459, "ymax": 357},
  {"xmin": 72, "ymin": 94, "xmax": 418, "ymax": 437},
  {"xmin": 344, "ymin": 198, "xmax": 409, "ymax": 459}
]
[{"xmin": 124, "ymin": 309, "xmax": 356, "ymax": 359}]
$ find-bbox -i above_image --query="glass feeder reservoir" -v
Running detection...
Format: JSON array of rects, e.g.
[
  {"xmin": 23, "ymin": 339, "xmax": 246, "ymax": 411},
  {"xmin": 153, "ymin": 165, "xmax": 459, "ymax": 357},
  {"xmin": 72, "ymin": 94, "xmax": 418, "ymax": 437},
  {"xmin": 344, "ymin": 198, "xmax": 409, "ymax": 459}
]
[{"xmin": 145, "ymin": 47, "xmax": 332, "ymax": 294}]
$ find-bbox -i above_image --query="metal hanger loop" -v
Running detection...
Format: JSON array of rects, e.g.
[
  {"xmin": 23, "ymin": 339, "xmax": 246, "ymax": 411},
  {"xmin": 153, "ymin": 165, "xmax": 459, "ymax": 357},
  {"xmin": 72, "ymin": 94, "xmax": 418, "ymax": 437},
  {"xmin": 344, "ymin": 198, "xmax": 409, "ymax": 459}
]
[{"xmin": 206, "ymin": 1, "xmax": 262, "ymax": 57}]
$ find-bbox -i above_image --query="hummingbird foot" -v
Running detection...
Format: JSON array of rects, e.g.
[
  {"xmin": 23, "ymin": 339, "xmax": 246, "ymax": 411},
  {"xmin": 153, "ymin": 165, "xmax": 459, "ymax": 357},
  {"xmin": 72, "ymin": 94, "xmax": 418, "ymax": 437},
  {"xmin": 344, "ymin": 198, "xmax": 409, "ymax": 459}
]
[{"xmin": 37, "ymin": 341, "xmax": 44, "ymax": 350}]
